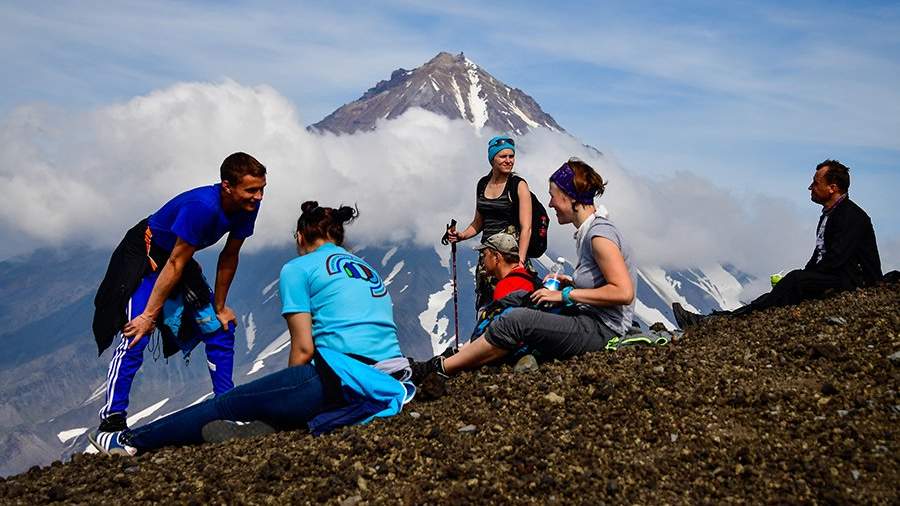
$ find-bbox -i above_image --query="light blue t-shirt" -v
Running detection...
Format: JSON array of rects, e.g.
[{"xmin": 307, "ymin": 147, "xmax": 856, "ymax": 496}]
[{"xmin": 279, "ymin": 243, "xmax": 402, "ymax": 362}]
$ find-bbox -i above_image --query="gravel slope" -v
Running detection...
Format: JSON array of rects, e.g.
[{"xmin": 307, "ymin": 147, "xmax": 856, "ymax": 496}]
[{"xmin": 1, "ymin": 284, "xmax": 898, "ymax": 505}]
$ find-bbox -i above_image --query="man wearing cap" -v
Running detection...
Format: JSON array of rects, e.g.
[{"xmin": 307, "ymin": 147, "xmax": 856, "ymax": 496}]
[{"xmin": 475, "ymin": 232, "xmax": 538, "ymax": 301}]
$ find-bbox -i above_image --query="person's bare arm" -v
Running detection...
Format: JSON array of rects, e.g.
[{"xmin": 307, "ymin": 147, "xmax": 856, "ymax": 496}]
[
  {"xmin": 124, "ymin": 238, "xmax": 196, "ymax": 348},
  {"xmin": 530, "ymin": 237, "xmax": 633, "ymax": 307},
  {"xmin": 285, "ymin": 313, "xmax": 315, "ymax": 366},
  {"xmin": 213, "ymin": 233, "xmax": 244, "ymax": 330},
  {"xmin": 452, "ymin": 210, "xmax": 484, "ymax": 242}
]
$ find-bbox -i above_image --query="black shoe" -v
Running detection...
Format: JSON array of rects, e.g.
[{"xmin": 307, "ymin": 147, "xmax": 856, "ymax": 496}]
[
  {"xmin": 409, "ymin": 356, "xmax": 447, "ymax": 385},
  {"xmin": 98, "ymin": 413, "xmax": 129, "ymax": 433},
  {"xmin": 408, "ymin": 356, "xmax": 448, "ymax": 400},
  {"xmin": 672, "ymin": 303, "xmax": 706, "ymax": 329},
  {"xmin": 201, "ymin": 420, "xmax": 276, "ymax": 444}
]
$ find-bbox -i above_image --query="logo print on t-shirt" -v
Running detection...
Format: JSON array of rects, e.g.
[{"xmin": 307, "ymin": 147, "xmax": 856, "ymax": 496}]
[{"xmin": 325, "ymin": 254, "xmax": 387, "ymax": 297}]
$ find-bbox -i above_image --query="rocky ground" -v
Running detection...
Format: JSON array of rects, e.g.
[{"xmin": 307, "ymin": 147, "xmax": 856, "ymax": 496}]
[{"xmin": 1, "ymin": 284, "xmax": 898, "ymax": 505}]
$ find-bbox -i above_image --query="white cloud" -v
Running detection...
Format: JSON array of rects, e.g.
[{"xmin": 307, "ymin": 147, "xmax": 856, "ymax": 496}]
[{"xmin": 7, "ymin": 79, "xmax": 892, "ymax": 289}]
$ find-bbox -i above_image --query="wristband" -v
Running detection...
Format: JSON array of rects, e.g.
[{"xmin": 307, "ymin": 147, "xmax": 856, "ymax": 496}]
[{"xmin": 561, "ymin": 286, "xmax": 576, "ymax": 306}]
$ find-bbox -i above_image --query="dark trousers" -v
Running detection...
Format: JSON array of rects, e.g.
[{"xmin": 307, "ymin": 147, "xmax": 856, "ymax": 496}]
[
  {"xmin": 484, "ymin": 307, "xmax": 617, "ymax": 359},
  {"xmin": 127, "ymin": 364, "xmax": 326, "ymax": 450},
  {"xmin": 728, "ymin": 269, "xmax": 852, "ymax": 316}
]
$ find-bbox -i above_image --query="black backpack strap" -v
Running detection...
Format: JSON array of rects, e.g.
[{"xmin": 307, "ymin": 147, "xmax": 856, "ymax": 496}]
[
  {"xmin": 507, "ymin": 174, "xmax": 524, "ymax": 203},
  {"xmin": 476, "ymin": 174, "xmax": 491, "ymax": 198}
]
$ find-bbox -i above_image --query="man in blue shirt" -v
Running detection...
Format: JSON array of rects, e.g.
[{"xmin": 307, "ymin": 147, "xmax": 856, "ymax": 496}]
[{"xmin": 93, "ymin": 152, "xmax": 267, "ymax": 434}]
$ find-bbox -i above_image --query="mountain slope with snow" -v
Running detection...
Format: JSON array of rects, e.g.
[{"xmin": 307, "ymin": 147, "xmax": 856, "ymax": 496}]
[{"xmin": 311, "ymin": 52, "xmax": 564, "ymax": 135}]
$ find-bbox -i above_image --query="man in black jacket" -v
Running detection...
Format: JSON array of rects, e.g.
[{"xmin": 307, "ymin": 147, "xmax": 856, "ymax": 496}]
[{"xmin": 674, "ymin": 159, "xmax": 882, "ymax": 328}]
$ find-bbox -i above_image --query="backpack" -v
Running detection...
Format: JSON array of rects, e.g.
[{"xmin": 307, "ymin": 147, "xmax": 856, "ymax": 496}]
[{"xmin": 478, "ymin": 174, "xmax": 550, "ymax": 258}]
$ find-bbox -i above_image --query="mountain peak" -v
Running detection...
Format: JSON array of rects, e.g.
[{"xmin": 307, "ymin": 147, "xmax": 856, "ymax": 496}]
[{"xmin": 311, "ymin": 52, "xmax": 564, "ymax": 135}]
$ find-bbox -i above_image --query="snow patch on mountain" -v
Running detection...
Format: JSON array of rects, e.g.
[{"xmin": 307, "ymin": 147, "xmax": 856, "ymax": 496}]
[
  {"xmin": 633, "ymin": 298, "xmax": 676, "ymax": 330},
  {"xmin": 450, "ymin": 76, "xmax": 467, "ymax": 122},
  {"xmin": 57, "ymin": 428, "xmax": 88, "ymax": 444},
  {"xmin": 466, "ymin": 64, "xmax": 488, "ymax": 130},
  {"xmin": 638, "ymin": 267, "xmax": 701, "ymax": 313},
  {"xmin": 262, "ymin": 278, "xmax": 279, "ymax": 295},
  {"xmin": 691, "ymin": 265, "xmax": 744, "ymax": 310},
  {"xmin": 243, "ymin": 312, "xmax": 257, "ymax": 351},
  {"xmin": 248, "ymin": 329, "xmax": 291, "ymax": 375},
  {"xmin": 506, "ymin": 100, "xmax": 540, "ymax": 129},
  {"xmin": 127, "ymin": 398, "xmax": 169, "ymax": 426},
  {"xmin": 188, "ymin": 392, "xmax": 213, "ymax": 407},
  {"xmin": 381, "ymin": 246, "xmax": 398, "ymax": 266},
  {"xmin": 383, "ymin": 260, "xmax": 405, "ymax": 286},
  {"xmin": 418, "ymin": 281, "xmax": 454, "ymax": 354},
  {"xmin": 83, "ymin": 383, "xmax": 107, "ymax": 406}
]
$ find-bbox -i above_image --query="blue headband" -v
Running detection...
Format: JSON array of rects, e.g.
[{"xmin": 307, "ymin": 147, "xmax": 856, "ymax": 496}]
[
  {"xmin": 488, "ymin": 136, "xmax": 516, "ymax": 163},
  {"xmin": 550, "ymin": 163, "xmax": 597, "ymax": 205}
]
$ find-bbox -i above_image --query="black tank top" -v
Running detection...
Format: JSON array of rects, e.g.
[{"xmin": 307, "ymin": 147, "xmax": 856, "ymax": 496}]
[{"xmin": 476, "ymin": 174, "xmax": 521, "ymax": 243}]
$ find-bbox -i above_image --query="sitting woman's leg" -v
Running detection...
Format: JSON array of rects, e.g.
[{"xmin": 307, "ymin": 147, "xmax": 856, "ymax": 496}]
[
  {"xmin": 126, "ymin": 364, "xmax": 326, "ymax": 451},
  {"xmin": 445, "ymin": 308, "xmax": 613, "ymax": 374}
]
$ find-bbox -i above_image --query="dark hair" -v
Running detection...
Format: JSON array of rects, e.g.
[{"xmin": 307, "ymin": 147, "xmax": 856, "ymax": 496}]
[
  {"xmin": 568, "ymin": 158, "xmax": 607, "ymax": 198},
  {"xmin": 296, "ymin": 201, "xmax": 359, "ymax": 246},
  {"xmin": 816, "ymin": 159, "xmax": 850, "ymax": 193},
  {"xmin": 498, "ymin": 250, "xmax": 520, "ymax": 264},
  {"xmin": 220, "ymin": 152, "xmax": 267, "ymax": 184}
]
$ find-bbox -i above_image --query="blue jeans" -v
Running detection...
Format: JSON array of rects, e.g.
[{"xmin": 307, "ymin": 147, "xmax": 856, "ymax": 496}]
[{"xmin": 127, "ymin": 364, "xmax": 326, "ymax": 450}]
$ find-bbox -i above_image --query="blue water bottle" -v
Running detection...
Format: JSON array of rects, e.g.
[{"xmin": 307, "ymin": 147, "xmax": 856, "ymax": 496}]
[{"xmin": 543, "ymin": 257, "xmax": 566, "ymax": 291}]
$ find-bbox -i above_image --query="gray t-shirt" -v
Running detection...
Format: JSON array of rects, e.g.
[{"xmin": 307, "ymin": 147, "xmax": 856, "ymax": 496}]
[{"xmin": 572, "ymin": 216, "xmax": 636, "ymax": 335}]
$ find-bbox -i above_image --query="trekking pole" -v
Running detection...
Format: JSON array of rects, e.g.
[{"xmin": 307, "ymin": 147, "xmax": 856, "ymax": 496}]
[{"xmin": 441, "ymin": 219, "xmax": 460, "ymax": 350}]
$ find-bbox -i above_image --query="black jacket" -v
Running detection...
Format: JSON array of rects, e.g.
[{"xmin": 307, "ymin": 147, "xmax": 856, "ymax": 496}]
[
  {"xmin": 804, "ymin": 197, "xmax": 882, "ymax": 287},
  {"xmin": 93, "ymin": 218, "xmax": 210, "ymax": 357}
]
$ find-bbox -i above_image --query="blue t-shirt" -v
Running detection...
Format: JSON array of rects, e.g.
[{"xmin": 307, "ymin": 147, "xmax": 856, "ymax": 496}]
[
  {"xmin": 279, "ymin": 243, "xmax": 402, "ymax": 362},
  {"xmin": 147, "ymin": 184, "xmax": 259, "ymax": 251}
]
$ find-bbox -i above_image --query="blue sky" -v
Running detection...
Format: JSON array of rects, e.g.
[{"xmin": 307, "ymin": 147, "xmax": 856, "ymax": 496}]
[{"xmin": 2, "ymin": 0, "xmax": 899, "ymax": 261}]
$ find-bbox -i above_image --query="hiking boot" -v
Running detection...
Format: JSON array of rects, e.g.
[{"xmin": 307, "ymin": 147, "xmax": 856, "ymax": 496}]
[
  {"xmin": 88, "ymin": 430, "xmax": 137, "ymax": 457},
  {"xmin": 409, "ymin": 356, "xmax": 447, "ymax": 385},
  {"xmin": 98, "ymin": 413, "xmax": 128, "ymax": 433},
  {"xmin": 201, "ymin": 420, "xmax": 276, "ymax": 444},
  {"xmin": 672, "ymin": 303, "xmax": 706, "ymax": 329},
  {"xmin": 408, "ymin": 357, "xmax": 448, "ymax": 400}
]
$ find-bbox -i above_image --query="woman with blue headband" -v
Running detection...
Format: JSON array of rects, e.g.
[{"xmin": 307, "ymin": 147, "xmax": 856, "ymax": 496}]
[
  {"xmin": 447, "ymin": 135, "xmax": 534, "ymax": 309},
  {"xmin": 412, "ymin": 158, "xmax": 636, "ymax": 382}
]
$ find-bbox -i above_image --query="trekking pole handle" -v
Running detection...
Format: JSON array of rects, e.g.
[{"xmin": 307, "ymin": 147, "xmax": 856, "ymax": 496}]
[{"xmin": 441, "ymin": 219, "xmax": 458, "ymax": 245}]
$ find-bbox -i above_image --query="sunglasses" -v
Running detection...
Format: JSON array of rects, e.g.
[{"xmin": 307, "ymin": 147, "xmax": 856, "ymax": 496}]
[{"xmin": 489, "ymin": 137, "xmax": 515, "ymax": 148}]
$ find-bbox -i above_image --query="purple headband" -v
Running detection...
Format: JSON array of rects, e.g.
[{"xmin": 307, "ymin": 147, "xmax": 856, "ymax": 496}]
[{"xmin": 550, "ymin": 163, "xmax": 596, "ymax": 204}]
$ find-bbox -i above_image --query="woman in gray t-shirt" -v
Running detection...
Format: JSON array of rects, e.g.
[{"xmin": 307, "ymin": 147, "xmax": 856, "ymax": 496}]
[{"xmin": 411, "ymin": 159, "xmax": 636, "ymax": 382}]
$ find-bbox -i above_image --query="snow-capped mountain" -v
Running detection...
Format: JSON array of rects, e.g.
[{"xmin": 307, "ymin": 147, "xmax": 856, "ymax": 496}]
[
  {"xmin": 311, "ymin": 51, "xmax": 564, "ymax": 135},
  {"xmin": 0, "ymin": 51, "xmax": 756, "ymax": 476}
]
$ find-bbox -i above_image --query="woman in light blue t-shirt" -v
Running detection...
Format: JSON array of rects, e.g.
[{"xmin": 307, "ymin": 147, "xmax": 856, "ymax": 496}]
[
  {"xmin": 411, "ymin": 159, "xmax": 636, "ymax": 384},
  {"xmin": 89, "ymin": 201, "xmax": 412, "ymax": 457}
]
